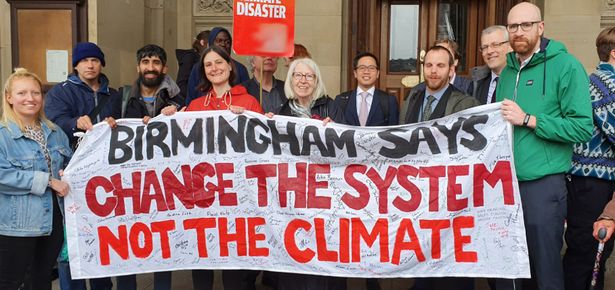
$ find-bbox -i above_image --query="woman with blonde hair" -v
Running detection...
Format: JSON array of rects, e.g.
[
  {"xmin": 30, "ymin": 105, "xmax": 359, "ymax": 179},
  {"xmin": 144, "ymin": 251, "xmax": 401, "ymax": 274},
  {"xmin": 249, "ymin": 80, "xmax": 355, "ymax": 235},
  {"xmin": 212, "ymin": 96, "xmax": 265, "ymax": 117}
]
[{"xmin": 0, "ymin": 68, "xmax": 71, "ymax": 290}]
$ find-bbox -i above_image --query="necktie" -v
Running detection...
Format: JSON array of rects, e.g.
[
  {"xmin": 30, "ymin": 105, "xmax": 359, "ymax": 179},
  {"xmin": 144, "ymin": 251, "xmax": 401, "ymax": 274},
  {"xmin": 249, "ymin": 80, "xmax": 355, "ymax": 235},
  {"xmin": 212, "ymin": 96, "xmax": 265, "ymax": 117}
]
[
  {"xmin": 490, "ymin": 77, "xmax": 499, "ymax": 103},
  {"xmin": 422, "ymin": 95, "xmax": 436, "ymax": 121},
  {"xmin": 358, "ymin": 91, "xmax": 369, "ymax": 126}
]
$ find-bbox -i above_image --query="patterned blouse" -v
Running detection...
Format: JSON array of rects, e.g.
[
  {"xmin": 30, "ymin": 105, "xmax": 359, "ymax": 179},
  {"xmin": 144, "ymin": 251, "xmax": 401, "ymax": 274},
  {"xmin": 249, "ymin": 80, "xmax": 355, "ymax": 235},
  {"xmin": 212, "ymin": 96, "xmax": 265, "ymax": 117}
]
[{"xmin": 24, "ymin": 124, "xmax": 51, "ymax": 173}]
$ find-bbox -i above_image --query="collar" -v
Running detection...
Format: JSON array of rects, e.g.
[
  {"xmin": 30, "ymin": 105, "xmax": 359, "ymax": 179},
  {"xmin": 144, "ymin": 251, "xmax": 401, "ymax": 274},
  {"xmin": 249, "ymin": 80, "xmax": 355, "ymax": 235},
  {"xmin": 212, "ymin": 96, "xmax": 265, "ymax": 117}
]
[
  {"xmin": 357, "ymin": 86, "xmax": 375, "ymax": 96},
  {"xmin": 5, "ymin": 120, "xmax": 53, "ymax": 139},
  {"xmin": 449, "ymin": 73, "xmax": 457, "ymax": 85},
  {"xmin": 598, "ymin": 61, "xmax": 615, "ymax": 74},
  {"xmin": 491, "ymin": 71, "xmax": 499, "ymax": 82},
  {"xmin": 425, "ymin": 84, "xmax": 449, "ymax": 101},
  {"xmin": 517, "ymin": 47, "xmax": 541, "ymax": 67}
]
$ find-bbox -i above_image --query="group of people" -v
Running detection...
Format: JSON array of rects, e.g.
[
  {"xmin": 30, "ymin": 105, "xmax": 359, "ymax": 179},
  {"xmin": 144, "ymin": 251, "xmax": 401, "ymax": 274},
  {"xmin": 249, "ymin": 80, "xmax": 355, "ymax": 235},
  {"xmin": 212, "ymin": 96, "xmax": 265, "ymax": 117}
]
[{"xmin": 0, "ymin": 2, "xmax": 613, "ymax": 290}]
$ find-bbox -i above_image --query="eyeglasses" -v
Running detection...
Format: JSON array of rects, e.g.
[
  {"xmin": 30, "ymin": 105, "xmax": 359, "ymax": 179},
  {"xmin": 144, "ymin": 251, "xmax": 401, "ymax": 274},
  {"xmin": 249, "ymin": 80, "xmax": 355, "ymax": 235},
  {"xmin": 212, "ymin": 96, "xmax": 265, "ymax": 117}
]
[
  {"xmin": 507, "ymin": 21, "xmax": 541, "ymax": 33},
  {"xmin": 479, "ymin": 41, "xmax": 509, "ymax": 52},
  {"xmin": 356, "ymin": 65, "xmax": 379, "ymax": 72},
  {"xmin": 292, "ymin": 72, "xmax": 316, "ymax": 81}
]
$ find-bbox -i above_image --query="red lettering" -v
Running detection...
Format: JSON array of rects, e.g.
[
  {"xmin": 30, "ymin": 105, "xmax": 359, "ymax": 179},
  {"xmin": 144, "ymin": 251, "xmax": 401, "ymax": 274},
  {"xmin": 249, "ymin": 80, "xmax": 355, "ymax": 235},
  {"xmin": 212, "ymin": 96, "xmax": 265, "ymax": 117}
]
[
  {"xmin": 278, "ymin": 163, "xmax": 307, "ymax": 208},
  {"xmin": 129, "ymin": 222, "xmax": 153, "ymax": 259},
  {"xmin": 420, "ymin": 166, "xmax": 446, "ymax": 212},
  {"xmin": 473, "ymin": 161, "xmax": 515, "ymax": 207},
  {"xmin": 339, "ymin": 218, "xmax": 350, "ymax": 263},
  {"xmin": 162, "ymin": 165, "xmax": 193, "ymax": 210},
  {"xmin": 351, "ymin": 218, "xmax": 389, "ymax": 263},
  {"xmin": 98, "ymin": 225, "xmax": 128, "ymax": 265},
  {"xmin": 151, "ymin": 220, "xmax": 176, "ymax": 259},
  {"xmin": 393, "ymin": 165, "xmax": 422, "ymax": 212},
  {"xmin": 453, "ymin": 216, "xmax": 477, "ymax": 262},
  {"xmin": 191, "ymin": 162, "xmax": 216, "ymax": 208},
  {"xmin": 284, "ymin": 219, "xmax": 314, "ymax": 263},
  {"xmin": 341, "ymin": 165, "xmax": 369, "ymax": 210},
  {"xmin": 215, "ymin": 163, "xmax": 238, "ymax": 206},
  {"xmin": 141, "ymin": 170, "xmax": 168, "ymax": 213},
  {"xmin": 367, "ymin": 166, "xmax": 398, "ymax": 214},
  {"xmin": 111, "ymin": 172, "xmax": 142, "ymax": 216},
  {"xmin": 392, "ymin": 219, "xmax": 425, "ymax": 265},
  {"xmin": 419, "ymin": 219, "xmax": 450, "ymax": 259},
  {"xmin": 314, "ymin": 218, "xmax": 337, "ymax": 262},
  {"xmin": 183, "ymin": 218, "xmax": 217, "ymax": 257},
  {"xmin": 218, "ymin": 217, "xmax": 247, "ymax": 256},
  {"xmin": 245, "ymin": 164, "xmax": 277, "ymax": 207},
  {"xmin": 247, "ymin": 217, "xmax": 269, "ymax": 257},
  {"xmin": 86, "ymin": 176, "xmax": 116, "ymax": 217},
  {"xmin": 307, "ymin": 164, "xmax": 331, "ymax": 209},
  {"xmin": 447, "ymin": 165, "xmax": 469, "ymax": 211}
]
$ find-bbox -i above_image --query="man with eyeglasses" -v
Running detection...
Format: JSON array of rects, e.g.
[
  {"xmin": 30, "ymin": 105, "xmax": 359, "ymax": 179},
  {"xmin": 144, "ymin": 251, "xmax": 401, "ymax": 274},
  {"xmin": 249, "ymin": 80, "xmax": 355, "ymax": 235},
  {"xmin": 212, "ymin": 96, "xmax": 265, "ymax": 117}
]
[
  {"xmin": 335, "ymin": 52, "xmax": 399, "ymax": 128},
  {"xmin": 471, "ymin": 25, "xmax": 512, "ymax": 104},
  {"xmin": 495, "ymin": 3, "xmax": 593, "ymax": 290}
]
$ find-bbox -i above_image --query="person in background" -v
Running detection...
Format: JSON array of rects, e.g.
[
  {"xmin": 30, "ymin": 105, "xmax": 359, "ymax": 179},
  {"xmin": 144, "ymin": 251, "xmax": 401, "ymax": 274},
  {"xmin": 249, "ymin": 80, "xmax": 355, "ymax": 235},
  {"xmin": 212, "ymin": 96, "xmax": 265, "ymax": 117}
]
[
  {"xmin": 284, "ymin": 43, "xmax": 312, "ymax": 67},
  {"xmin": 185, "ymin": 27, "xmax": 250, "ymax": 106},
  {"xmin": 0, "ymin": 68, "xmax": 71, "ymax": 290},
  {"xmin": 242, "ymin": 55, "xmax": 286, "ymax": 113},
  {"xmin": 563, "ymin": 26, "xmax": 615, "ymax": 290},
  {"xmin": 176, "ymin": 30, "xmax": 209, "ymax": 98},
  {"xmin": 471, "ymin": 25, "xmax": 512, "ymax": 104}
]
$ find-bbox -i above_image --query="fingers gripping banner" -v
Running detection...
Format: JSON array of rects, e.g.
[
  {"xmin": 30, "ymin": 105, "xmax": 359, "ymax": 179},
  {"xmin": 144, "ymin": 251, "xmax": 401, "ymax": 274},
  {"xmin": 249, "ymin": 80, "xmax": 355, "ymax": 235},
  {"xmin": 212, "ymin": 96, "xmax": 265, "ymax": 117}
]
[{"xmin": 63, "ymin": 103, "xmax": 530, "ymax": 279}]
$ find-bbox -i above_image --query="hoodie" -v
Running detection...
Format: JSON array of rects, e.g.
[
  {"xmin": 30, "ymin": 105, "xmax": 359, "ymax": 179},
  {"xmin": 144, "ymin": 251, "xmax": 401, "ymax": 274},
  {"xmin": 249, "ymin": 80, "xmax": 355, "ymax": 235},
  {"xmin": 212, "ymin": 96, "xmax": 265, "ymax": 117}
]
[
  {"xmin": 496, "ymin": 38, "xmax": 593, "ymax": 181},
  {"xmin": 123, "ymin": 75, "xmax": 185, "ymax": 118}
]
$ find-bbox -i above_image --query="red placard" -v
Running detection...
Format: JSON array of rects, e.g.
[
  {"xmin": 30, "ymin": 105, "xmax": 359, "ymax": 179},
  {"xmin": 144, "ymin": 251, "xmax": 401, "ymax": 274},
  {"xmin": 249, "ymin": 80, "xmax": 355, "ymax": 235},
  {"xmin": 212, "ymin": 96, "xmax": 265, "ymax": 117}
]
[{"xmin": 232, "ymin": 0, "xmax": 295, "ymax": 57}]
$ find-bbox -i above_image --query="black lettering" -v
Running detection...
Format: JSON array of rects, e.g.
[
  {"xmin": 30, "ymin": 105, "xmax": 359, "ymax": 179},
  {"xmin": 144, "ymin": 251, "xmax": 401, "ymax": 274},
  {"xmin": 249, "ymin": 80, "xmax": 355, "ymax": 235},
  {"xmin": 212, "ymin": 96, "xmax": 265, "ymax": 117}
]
[
  {"xmin": 269, "ymin": 119, "xmax": 300, "ymax": 155},
  {"xmin": 218, "ymin": 115, "xmax": 246, "ymax": 154},
  {"xmin": 109, "ymin": 125, "xmax": 134, "ymax": 164},
  {"xmin": 146, "ymin": 122, "xmax": 171, "ymax": 159},
  {"xmin": 324, "ymin": 128, "xmax": 357, "ymax": 158},
  {"xmin": 409, "ymin": 127, "xmax": 440, "ymax": 155},
  {"xmin": 433, "ymin": 118, "xmax": 464, "ymax": 154},
  {"xmin": 460, "ymin": 115, "xmax": 488, "ymax": 151},
  {"xmin": 246, "ymin": 118, "xmax": 271, "ymax": 154},
  {"xmin": 301, "ymin": 126, "xmax": 328, "ymax": 156},
  {"xmin": 378, "ymin": 129, "xmax": 409, "ymax": 158},
  {"xmin": 171, "ymin": 119, "xmax": 203, "ymax": 155}
]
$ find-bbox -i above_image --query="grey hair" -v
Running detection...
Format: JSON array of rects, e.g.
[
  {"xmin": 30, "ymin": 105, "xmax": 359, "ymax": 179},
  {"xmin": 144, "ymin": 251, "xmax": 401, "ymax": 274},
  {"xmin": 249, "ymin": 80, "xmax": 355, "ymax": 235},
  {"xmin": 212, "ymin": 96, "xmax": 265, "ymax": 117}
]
[
  {"xmin": 481, "ymin": 25, "xmax": 509, "ymax": 41},
  {"xmin": 284, "ymin": 58, "xmax": 327, "ymax": 101}
]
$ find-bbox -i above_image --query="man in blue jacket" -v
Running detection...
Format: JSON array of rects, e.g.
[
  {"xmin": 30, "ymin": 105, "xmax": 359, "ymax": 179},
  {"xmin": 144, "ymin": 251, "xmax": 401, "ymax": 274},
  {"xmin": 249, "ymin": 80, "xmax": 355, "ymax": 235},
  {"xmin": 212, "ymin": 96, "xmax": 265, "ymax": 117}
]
[
  {"xmin": 44, "ymin": 42, "xmax": 120, "ymax": 290},
  {"xmin": 45, "ymin": 42, "xmax": 121, "ymax": 149}
]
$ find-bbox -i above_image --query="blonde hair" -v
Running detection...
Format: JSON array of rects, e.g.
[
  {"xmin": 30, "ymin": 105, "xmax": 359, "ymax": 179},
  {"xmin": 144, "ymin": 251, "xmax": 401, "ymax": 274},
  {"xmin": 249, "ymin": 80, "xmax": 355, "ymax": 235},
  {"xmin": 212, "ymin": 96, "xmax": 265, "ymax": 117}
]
[
  {"xmin": 284, "ymin": 58, "xmax": 327, "ymax": 102},
  {"xmin": 2, "ymin": 68, "xmax": 55, "ymax": 131}
]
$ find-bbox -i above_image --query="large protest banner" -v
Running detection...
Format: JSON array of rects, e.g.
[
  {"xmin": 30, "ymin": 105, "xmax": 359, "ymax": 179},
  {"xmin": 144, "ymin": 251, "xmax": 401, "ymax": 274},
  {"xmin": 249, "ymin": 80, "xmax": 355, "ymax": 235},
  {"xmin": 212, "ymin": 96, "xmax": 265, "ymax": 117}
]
[{"xmin": 63, "ymin": 103, "xmax": 530, "ymax": 279}]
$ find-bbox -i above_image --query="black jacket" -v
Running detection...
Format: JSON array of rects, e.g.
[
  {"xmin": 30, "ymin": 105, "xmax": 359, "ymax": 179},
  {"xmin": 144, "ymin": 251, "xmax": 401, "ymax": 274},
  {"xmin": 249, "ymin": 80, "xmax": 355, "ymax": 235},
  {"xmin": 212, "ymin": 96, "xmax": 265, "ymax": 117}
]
[
  {"xmin": 404, "ymin": 85, "xmax": 480, "ymax": 124},
  {"xmin": 122, "ymin": 76, "xmax": 185, "ymax": 118},
  {"xmin": 175, "ymin": 49, "xmax": 199, "ymax": 99},
  {"xmin": 241, "ymin": 77, "xmax": 287, "ymax": 113},
  {"xmin": 278, "ymin": 96, "xmax": 345, "ymax": 123}
]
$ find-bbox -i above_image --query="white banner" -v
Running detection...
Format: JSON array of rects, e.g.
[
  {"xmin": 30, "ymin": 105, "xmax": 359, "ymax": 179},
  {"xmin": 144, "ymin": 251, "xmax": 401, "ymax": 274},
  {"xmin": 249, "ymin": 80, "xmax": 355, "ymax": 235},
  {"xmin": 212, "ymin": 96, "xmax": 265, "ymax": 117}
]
[{"xmin": 63, "ymin": 103, "xmax": 530, "ymax": 279}]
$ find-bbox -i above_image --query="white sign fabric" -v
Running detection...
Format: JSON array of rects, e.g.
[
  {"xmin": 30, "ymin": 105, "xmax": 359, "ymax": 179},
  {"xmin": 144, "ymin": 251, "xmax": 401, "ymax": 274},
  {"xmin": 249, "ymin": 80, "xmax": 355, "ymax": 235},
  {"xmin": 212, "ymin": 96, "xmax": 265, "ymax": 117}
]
[{"xmin": 63, "ymin": 103, "xmax": 530, "ymax": 279}]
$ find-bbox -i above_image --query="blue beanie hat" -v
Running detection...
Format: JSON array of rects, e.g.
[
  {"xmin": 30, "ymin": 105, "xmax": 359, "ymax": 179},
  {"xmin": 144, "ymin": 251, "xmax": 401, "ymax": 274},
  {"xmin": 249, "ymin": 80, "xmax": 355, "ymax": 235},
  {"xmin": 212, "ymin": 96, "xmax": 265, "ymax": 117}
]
[
  {"xmin": 72, "ymin": 42, "xmax": 106, "ymax": 67},
  {"xmin": 208, "ymin": 27, "xmax": 232, "ymax": 47}
]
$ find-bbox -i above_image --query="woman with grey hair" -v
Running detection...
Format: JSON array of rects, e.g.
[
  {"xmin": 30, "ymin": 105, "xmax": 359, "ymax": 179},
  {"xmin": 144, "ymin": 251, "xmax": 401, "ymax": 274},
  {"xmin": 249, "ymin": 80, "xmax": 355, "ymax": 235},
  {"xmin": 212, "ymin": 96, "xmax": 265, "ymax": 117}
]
[
  {"xmin": 277, "ymin": 58, "xmax": 344, "ymax": 123},
  {"xmin": 275, "ymin": 59, "xmax": 346, "ymax": 290}
]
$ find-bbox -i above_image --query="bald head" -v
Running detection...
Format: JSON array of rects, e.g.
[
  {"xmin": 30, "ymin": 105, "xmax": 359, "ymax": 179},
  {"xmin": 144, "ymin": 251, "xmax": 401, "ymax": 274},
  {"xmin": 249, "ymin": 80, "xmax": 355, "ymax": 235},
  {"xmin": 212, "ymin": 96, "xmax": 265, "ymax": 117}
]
[{"xmin": 508, "ymin": 2, "xmax": 542, "ymax": 24}]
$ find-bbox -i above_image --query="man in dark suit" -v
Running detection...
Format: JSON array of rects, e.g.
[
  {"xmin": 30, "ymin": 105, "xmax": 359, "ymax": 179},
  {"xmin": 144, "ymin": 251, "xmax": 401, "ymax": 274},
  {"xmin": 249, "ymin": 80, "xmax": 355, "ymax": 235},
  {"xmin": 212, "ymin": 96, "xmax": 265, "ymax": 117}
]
[
  {"xmin": 335, "ymin": 52, "xmax": 399, "ymax": 127},
  {"xmin": 404, "ymin": 45, "xmax": 480, "ymax": 290},
  {"xmin": 471, "ymin": 25, "xmax": 512, "ymax": 104}
]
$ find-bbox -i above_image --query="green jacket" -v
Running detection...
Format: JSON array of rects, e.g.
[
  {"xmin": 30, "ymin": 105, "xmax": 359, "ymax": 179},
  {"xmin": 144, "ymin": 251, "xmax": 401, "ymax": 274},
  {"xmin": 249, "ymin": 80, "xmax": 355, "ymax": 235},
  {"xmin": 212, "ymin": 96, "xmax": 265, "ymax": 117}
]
[{"xmin": 496, "ymin": 38, "xmax": 593, "ymax": 181}]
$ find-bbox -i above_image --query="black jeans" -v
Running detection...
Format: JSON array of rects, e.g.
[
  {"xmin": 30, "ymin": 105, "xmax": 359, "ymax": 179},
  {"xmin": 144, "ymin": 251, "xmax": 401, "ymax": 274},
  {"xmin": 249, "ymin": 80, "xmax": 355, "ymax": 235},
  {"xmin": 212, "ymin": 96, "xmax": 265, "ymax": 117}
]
[
  {"xmin": 0, "ymin": 198, "xmax": 64, "ymax": 290},
  {"xmin": 564, "ymin": 175, "xmax": 615, "ymax": 290}
]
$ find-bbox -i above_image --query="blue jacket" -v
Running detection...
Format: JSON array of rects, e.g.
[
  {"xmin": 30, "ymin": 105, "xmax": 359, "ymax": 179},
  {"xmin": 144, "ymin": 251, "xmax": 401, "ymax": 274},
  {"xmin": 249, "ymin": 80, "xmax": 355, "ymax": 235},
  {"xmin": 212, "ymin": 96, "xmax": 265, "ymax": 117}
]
[
  {"xmin": 0, "ymin": 121, "xmax": 71, "ymax": 237},
  {"xmin": 45, "ymin": 73, "xmax": 121, "ymax": 147},
  {"xmin": 334, "ymin": 88, "xmax": 400, "ymax": 126}
]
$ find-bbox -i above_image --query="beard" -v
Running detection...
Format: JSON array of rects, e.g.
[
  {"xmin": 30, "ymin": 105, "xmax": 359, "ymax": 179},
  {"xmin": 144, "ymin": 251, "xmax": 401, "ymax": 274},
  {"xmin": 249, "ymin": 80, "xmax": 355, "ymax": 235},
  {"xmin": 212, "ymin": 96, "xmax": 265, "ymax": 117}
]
[
  {"xmin": 139, "ymin": 71, "xmax": 165, "ymax": 88},
  {"xmin": 426, "ymin": 76, "xmax": 447, "ymax": 92},
  {"xmin": 511, "ymin": 35, "xmax": 539, "ymax": 56}
]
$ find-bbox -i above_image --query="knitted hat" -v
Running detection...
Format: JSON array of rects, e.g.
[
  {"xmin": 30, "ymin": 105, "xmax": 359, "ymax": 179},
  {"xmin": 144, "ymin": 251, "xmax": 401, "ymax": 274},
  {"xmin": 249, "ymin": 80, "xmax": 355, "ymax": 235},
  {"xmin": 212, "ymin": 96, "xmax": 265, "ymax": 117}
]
[{"xmin": 72, "ymin": 42, "xmax": 106, "ymax": 67}]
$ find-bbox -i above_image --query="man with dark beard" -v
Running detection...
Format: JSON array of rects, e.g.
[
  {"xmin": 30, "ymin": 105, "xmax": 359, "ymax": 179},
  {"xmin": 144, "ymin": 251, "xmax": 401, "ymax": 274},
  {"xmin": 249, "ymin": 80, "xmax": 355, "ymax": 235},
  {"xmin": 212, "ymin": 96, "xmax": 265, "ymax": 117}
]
[
  {"xmin": 114, "ymin": 45, "xmax": 183, "ymax": 290},
  {"xmin": 122, "ymin": 44, "xmax": 184, "ymax": 121},
  {"xmin": 495, "ymin": 2, "xmax": 593, "ymax": 290}
]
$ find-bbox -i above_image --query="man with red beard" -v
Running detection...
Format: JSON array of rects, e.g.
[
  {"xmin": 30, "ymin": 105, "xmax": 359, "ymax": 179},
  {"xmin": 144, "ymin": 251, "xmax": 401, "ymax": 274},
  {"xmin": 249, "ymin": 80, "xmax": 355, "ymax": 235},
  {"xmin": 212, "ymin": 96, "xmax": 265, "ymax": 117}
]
[{"xmin": 495, "ymin": 2, "xmax": 593, "ymax": 290}]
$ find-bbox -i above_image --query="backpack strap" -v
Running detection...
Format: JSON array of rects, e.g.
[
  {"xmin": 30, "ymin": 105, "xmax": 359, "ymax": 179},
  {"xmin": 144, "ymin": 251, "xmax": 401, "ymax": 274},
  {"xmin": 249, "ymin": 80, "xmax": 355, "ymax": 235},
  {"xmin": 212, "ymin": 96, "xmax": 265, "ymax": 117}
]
[
  {"xmin": 121, "ymin": 85, "xmax": 132, "ymax": 118},
  {"xmin": 88, "ymin": 94, "xmax": 111, "ymax": 122}
]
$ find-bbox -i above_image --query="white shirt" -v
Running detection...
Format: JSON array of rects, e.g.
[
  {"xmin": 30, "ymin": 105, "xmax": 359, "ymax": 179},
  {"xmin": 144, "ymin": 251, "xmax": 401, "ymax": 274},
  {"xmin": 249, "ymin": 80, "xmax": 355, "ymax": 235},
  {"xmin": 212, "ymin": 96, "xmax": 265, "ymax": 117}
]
[
  {"xmin": 487, "ymin": 71, "xmax": 499, "ymax": 104},
  {"xmin": 356, "ymin": 86, "xmax": 375, "ymax": 116}
]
